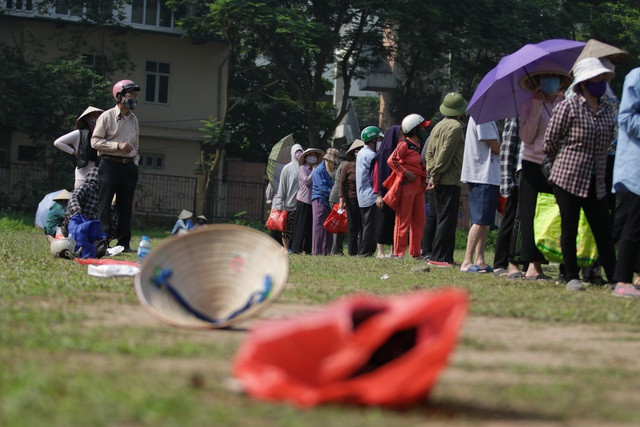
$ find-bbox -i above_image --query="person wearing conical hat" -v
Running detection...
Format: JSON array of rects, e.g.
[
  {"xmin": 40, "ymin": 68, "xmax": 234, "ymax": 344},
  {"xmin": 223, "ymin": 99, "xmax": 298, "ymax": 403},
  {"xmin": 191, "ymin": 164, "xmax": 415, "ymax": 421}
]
[
  {"xmin": 311, "ymin": 148, "xmax": 340, "ymax": 255},
  {"xmin": 44, "ymin": 189, "xmax": 71, "ymax": 236},
  {"xmin": 195, "ymin": 215, "xmax": 208, "ymax": 227},
  {"xmin": 53, "ymin": 106, "xmax": 104, "ymax": 189},
  {"xmin": 172, "ymin": 209, "xmax": 194, "ymax": 235},
  {"xmin": 291, "ymin": 148, "xmax": 324, "ymax": 254},
  {"xmin": 338, "ymin": 140, "xmax": 364, "ymax": 255}
]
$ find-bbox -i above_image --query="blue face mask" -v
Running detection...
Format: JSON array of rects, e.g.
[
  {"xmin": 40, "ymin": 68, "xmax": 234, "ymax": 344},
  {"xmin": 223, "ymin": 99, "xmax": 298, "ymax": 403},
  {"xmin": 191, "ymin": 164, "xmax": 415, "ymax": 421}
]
[
  {"xmin": 583, "ymin": 80, "xmax": 607, "ymax": 98},
  {"xmin": 539, "ymin": 76, "xmax": 561, "ymax": 95}
]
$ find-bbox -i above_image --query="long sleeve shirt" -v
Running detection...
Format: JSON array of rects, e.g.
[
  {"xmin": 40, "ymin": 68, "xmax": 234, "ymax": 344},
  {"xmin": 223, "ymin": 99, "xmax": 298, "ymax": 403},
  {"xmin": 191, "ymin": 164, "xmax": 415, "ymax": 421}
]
[
  {"xmin": 329, "ymin": 161, "xmax": 348, "ymax": 205},
  {"xmin": 296, "ymin": 163, "xmax": 313, "ymax": 204},
  {"xmin": 500, "ymin": 117, "xmax": 522, "ymax": 197},
  {"xmin": 311, "ymin": 161, "xmax": 334, "ymax": 207},
  {"xmin": 355, "ymin": 145, "xmax": 377, "ymax": 207},
  {"xmin": 387, "ymin": 138, "xmax": 427, "ymax": 181},
  {"xmin": 544, "ymin": 94, "xmax": 615, "ymax": 199},
  {"xmin": 45, "ymin": 202, "xmax": 66, "ymax": 235},
  {"xmin": 339, "ymin": 161, "xmax": 357, "ymax": 199},
  {"xmin": 425, "ymin": 117, "xmax": 465, "ymax": 187},
  {"xmin": 614, "ymin": 67, "xmax": 640, "ymax": 196},
  {"xmin": 91, "ymin": 105, "xmax": 140, "ymax": 165},
  {"xmin": 519, "ymin": 96, "xmax": 562, "ymax": 164}
]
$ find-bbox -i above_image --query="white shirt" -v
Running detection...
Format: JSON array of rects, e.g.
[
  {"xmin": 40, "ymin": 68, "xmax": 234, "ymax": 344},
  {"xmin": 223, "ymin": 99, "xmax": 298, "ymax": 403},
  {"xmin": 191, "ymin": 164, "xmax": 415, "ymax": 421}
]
[{"xmin": 461, "ymin": 117, "xmax": 500, "ymax": 186}]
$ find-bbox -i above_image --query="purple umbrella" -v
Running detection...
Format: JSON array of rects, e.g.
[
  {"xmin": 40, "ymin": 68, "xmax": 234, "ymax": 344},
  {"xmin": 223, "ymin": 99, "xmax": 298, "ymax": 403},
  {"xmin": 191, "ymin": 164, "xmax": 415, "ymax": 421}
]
[{"xmin": 467, "ymin": 39, "xmax": 586, "ymax": 124}]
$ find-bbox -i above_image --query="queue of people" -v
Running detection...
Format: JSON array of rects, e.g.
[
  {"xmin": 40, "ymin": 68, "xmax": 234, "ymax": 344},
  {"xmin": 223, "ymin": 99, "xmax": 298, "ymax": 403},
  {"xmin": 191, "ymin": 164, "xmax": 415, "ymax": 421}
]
[{"xmin": 266, "ymin": 40, "xmax": 640, "ymax": 298}]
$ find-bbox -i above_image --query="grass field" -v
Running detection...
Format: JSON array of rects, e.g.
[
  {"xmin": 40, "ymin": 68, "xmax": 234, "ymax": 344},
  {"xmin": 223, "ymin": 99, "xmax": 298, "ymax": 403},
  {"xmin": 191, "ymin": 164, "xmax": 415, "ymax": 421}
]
[{"xmin": 2, "ymin": 210, "xmax": 640, "ymax": 426}]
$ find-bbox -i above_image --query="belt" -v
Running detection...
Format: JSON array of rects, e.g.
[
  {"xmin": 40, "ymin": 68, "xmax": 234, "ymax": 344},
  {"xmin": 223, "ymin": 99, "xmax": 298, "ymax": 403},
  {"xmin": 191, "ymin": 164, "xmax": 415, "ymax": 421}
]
[{"xmin": 102, "ymin": 155, "xmax": 133, "ymax": 164}]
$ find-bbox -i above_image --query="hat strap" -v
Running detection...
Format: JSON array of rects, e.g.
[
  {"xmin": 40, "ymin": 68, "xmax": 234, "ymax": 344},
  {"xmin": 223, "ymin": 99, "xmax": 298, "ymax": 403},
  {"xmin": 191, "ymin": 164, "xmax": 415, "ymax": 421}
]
[{"xmin": 151, "ymin": 267, "xmax": 272, "ymax": 324}]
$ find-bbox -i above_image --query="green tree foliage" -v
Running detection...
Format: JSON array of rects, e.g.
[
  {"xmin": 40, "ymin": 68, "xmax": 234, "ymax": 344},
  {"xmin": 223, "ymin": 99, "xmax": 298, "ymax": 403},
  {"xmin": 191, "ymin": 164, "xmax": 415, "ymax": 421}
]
[
  {"xmin": 177, "ymin": 0, "xmax": 388, "ymax": 149},
  {"xmin": 0, "ymin": 40, "xmax": 111, "ymax": 146}
]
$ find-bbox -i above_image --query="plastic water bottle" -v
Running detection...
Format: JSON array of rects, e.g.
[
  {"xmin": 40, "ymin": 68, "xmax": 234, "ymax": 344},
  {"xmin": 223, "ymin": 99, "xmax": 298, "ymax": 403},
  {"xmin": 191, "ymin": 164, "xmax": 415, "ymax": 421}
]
[{"xmin": 137, "ymin": 236, "xmax": 151, "ymax": 265}]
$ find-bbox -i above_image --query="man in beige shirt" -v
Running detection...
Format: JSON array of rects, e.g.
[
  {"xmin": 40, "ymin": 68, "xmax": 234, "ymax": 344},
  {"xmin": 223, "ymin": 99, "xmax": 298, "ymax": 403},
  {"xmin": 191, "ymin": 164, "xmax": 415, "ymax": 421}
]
[{"xmin": 91, "ymin": 79, "xmax": 140, "ymax": 252}]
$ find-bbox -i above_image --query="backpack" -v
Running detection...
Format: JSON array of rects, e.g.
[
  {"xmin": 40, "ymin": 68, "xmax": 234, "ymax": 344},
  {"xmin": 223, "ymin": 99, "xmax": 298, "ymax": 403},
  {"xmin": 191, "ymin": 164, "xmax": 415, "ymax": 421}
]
[{"xmin": 76, "ymin": 129, "xmax": 98, "ymax": 168}]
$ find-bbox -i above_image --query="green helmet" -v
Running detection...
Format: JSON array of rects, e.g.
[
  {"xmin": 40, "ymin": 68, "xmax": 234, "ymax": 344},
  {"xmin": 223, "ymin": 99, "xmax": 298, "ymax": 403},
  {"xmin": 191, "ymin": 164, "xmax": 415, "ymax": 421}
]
[{"xmin": 361, "ymin": 126, "xmax": 384, "ymax": 143}]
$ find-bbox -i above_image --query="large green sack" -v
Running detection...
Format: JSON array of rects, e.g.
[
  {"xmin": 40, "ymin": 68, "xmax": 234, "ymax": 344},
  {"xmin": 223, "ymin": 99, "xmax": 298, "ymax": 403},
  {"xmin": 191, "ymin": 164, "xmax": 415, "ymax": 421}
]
[{"xmin": 534, "ymin": 193, "xmax": 598, "ymax": 267}]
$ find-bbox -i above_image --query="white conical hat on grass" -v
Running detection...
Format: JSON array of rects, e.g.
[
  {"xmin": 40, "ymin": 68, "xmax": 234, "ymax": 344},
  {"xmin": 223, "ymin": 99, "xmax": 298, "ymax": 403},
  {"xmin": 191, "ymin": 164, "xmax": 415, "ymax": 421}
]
[{"xmin": 134, "ymin": 224, "xmax": 289, "ymax": 329}]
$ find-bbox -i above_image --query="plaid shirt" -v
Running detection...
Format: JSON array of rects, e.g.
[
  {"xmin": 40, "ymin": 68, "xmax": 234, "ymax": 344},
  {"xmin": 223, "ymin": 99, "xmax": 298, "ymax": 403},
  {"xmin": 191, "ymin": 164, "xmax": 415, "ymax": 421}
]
[
  {"xmin": 500, "ymin": 117, "xmax": 522, "ymax": 197},
  {"xmin": 544, "ymin": 94, "xmax": 615, "ymax": 199},
  {"xmin": 65, "ymin": 167, "xmax": 101, "ymax": 223}
]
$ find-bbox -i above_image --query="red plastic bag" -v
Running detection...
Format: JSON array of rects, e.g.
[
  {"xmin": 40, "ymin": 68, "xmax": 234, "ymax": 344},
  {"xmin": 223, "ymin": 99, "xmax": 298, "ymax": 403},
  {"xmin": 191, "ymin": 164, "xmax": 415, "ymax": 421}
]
[
  {"xmin": 233, "ymin": 288, "xmax": 468, "ymax": 407},
  {"xmin": 323, "ymin": 204, "xmax": 347, "ymax": 234},
  {"xmin": 266, "ymin": 209, "xmax": 287, "ymax": 232},
  {"xmin": 497, "ymin": 195, "xmax": 507, "ymax": 216}
]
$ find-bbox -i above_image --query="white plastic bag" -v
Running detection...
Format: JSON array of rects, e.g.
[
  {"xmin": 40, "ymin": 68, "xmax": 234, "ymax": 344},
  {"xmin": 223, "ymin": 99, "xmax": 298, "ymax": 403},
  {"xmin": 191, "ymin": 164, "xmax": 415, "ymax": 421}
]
[{"xmin": 88, "ymin": 264, "xmax": 139, "ymax": 278}]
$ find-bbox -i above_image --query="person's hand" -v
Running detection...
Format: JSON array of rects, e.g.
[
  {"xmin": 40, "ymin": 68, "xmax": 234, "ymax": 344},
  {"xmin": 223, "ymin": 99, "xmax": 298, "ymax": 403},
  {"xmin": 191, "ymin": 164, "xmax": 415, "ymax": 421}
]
[
  {"xmin": 118, "ymin": 142, "xmax": 133, "ymax": 154},
  {"xmin": 376, "ymin": 195, "xmax": 384, "ymax": 209},
  {"xmin": 533, "ymin": 88, "xmax": 545, "ymax": 100},
  {"xmin": 404, "ymin": 170, "xmax": 416, "ymax": 182},
  {"xmin": 426, "ymin": 181, "xmax": 435, "ymax": 191},
  {"xmin": 338, "ymin": 198, "xmax": 345, "ymax": 211}
]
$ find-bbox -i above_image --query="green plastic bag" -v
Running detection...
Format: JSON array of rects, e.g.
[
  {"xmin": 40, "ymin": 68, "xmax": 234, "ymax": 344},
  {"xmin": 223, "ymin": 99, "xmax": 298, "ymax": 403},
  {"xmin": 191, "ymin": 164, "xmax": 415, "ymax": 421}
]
[{"xmin": 534, "ymin": 193, "xmax": 598, "ymax": 267}]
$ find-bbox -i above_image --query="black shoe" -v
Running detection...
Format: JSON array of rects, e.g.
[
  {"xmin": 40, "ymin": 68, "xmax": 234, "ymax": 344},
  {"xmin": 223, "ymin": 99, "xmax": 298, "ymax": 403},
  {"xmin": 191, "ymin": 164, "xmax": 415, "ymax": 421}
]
[
  {"xmin": 95, "ymin": 239, "xmax": 108, "ymax": 258},
  {"xmin": 121, "ymin": 247, "xmax": 135, "ymax": 253}
]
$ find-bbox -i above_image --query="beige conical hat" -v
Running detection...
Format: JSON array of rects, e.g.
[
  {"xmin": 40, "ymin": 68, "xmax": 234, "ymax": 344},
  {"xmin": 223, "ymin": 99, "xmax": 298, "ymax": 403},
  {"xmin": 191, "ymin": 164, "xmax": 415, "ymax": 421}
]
[
  {"xmin": 75, "ymin": 106, "xmax": 104, "ymax": 129},
  {"xmin": 52, "ymin": 189, "xmax": 72, "ymax": 201},
  {"xmin": 178, "ymin": 209, "xmax": 193, "ymax": 220},
  {"xmin": 574, "ymin": 39, "xmax": 629, "ymax": 67},
  {"xmin": 134, "ymin": 224, "xmax": 289, "ymax": 329}
]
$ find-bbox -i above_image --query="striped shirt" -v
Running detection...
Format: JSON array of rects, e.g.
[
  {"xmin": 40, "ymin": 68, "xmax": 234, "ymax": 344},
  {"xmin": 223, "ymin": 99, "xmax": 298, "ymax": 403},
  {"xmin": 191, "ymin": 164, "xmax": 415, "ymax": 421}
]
[{"xmin": 543, "ymin": 93, "xmax": 615, "ymax": 199}]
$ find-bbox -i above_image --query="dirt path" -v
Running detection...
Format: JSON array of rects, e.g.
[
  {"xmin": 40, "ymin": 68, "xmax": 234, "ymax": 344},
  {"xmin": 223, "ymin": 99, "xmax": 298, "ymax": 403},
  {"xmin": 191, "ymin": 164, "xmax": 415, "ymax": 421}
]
[{"xmin": 79, "ymin": 298, "xmax": 640, "ymax": 424}]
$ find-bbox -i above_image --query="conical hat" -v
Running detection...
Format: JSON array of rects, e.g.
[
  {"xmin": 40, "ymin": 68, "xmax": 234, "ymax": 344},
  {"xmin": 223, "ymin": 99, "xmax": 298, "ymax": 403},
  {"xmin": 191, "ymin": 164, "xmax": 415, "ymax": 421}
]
[
  {"xmin": 75, "ymin": 106, "xmax": 104, "ymax": 129},
  {"xmin": 134, "ymin": 224, "xmax": 289, "ymax": 329},
  {"xmin": 178, "ymin": 209, "xmax": 193, "ymax": 220},
  {"xmin": 574, "ymin": 39, "xmax": 629, "ymax": 67},
  {"xmin": 52, "ymin": 189, "xmax": 72, "ymax": 201}
]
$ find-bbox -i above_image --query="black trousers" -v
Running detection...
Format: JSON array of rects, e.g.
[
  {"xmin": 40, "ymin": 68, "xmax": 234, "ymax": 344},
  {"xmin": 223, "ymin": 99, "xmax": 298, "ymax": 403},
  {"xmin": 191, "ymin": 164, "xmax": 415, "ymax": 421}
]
[
  {"xmin": 431, "ymin": 184, "xmax": 460, "ymax": 263},
  {"xmin": 331, "ymin": 232, "xmax": 345, "ymax": 254},
  {"xmin": 421, "ymin": 189, "xmax": 437, "ymax": 257},
  {"xmin": 494, "ymin": 186, "xmax": 520, "ymax": 269},
  {"xmin": 553, "ymin": 183, "xmax": 616, "ymax": 282},
  {"xmin": 519, "ymin": 160, "xmax": 552, "ymax": 263},
  {"xmin": 345, "ymin": 197, "xmax": 362, "ymax": 256},
  {"xmin": 375, "ymin": 202, "xmax": 395, "ymax": 245},
  {"xmin": 359, "ymin": 204, "xmax": 378, "ymax": 256},
  {"xmin": 291, "ymin": 200, "xmax": 312, "ymax": 254},
  {"xmin": 612, "ymin": 191, "xmax": 640, "ymax": 283},
  {"xmin": 97, "ymin": 159, "xmax": 138, "ymax": 248}
]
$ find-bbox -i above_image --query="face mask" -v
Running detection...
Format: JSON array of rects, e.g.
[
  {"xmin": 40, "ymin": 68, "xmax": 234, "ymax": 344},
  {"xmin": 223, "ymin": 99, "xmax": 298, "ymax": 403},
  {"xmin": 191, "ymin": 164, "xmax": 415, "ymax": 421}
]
[
  {"xmin": 121, "ymin": 97, "xmax": 137, "ymax": 110},
  {"xmin": 418, "ymin": 128, "xmax": 428, "ymax": 142},
  {"xmin": 376, "ymin": 140, "xmax": 382, "ymax": 151},
  {"xmin": 86, "ymin": 117, "xmax": 97, "ymax": 127},
  {"xmin": 305, "ymin": 156, "xmax": 317, "ymax": 164},
  {"xmin": 583, "ymin": 80, "xmax": 607, "ymax": 98},
  {"xmin": 539, "ymin": 76, "xmax": 561, "ymax": 95}
]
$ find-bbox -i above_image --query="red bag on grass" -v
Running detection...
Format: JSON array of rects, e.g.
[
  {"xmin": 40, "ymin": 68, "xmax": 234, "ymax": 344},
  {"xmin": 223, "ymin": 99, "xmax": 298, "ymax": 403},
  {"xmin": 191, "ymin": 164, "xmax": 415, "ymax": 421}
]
[
  {"xmin": 233, "ymin": 288, "xmax": 469, "ymax": 407},
  {"xmin": 266, "ymin": 209, "xmax": 287, "ymax": 232},
  {"xmin": 323, "ymin": 203, "xmax": 348, "ymax": 234}
]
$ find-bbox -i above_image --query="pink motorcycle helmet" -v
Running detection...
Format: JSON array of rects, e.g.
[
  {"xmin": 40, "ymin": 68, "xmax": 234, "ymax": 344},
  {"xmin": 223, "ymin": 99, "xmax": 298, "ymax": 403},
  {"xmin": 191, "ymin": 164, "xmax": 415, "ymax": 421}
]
[{"xmin": 112, "ymin": 79, "xmax": 140, "ymax": 100}]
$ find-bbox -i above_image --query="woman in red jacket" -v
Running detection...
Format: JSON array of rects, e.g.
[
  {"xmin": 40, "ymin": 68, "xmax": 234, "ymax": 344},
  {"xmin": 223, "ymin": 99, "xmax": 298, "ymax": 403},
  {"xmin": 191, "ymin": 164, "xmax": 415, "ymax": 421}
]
[{"xmin": 386, "ymin": 114, "xmax": 430, "ymax": 258}]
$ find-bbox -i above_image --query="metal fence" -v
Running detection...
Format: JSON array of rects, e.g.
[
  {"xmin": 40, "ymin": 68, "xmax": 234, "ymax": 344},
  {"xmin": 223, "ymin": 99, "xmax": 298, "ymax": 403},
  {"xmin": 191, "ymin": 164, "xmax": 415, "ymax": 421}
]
[
  {"xmin": 1, "ymin": 162, "xmax": 196, "ymax": 217},
  {"xmin": 134, "ymin": 173, "xmax": 197, "ymax": 216},
  {"xmin": 205, "ymin": 178, "xmax": 267, "ymax": 222}
]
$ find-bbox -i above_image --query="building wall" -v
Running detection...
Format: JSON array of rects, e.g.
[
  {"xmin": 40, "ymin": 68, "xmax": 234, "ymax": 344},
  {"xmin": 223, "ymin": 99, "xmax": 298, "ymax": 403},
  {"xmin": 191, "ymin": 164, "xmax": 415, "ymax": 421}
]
[{"xmin": 0, "ymin": 17, "xmax": 229, "ymax": 178}]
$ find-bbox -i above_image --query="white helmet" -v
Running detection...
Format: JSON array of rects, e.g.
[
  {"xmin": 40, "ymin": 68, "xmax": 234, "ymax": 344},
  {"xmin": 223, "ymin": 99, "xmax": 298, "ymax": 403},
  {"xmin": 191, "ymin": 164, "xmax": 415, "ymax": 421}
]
[
  {"xmin": 401, "ymin": 113, "xmax": 429, "ymax": 133},
  {"xmin": 47, "ymin": 235, "xmax": 78, "ymax": 259}
]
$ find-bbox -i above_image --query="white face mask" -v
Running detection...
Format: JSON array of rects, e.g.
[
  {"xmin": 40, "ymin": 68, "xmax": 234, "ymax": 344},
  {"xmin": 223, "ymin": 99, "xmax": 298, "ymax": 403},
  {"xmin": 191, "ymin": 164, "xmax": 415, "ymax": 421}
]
[{"xmin": 305, "ymin": 156, "xmax": 317, "ymax": 164}]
